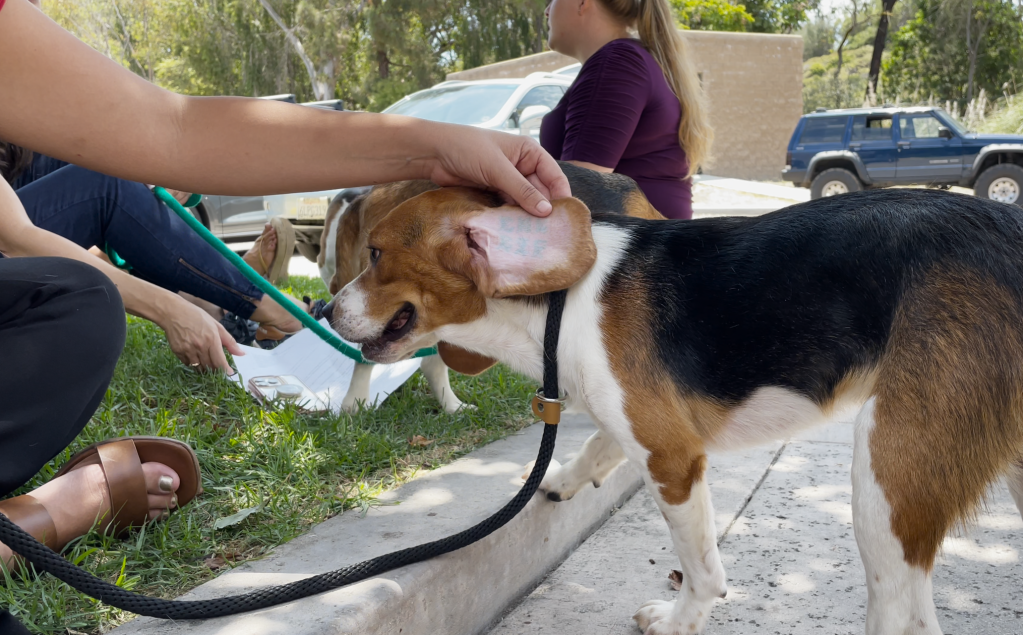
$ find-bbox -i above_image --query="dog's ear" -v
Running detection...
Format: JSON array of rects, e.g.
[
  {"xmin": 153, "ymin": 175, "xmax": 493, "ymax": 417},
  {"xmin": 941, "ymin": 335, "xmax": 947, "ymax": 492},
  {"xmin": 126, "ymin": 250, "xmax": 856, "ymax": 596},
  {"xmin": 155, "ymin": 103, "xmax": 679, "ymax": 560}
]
[
  {"xmin": 437, "ymin": 342, "xmax": 498, "ymax": 376},
  {"xmin": 449, "ymin": 197, "xmax": 596, "ymax": 298}
]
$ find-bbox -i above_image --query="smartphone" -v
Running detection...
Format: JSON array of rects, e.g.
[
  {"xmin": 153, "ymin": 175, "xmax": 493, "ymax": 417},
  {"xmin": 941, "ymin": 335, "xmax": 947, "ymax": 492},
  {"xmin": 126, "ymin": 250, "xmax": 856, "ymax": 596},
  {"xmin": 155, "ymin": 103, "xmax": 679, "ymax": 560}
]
[{"xmin": 247, "ymin": 375, "xmax": 327, "ymax": 412}]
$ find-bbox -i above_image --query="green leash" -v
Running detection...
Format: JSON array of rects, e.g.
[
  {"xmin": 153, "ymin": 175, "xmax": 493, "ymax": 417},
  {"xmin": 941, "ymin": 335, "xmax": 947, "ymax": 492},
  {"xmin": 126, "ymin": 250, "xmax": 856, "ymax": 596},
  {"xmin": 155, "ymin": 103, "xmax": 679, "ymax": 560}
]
[{"xmin": 152, "ymin": 186, "xmax": 437, "ymax": 364}]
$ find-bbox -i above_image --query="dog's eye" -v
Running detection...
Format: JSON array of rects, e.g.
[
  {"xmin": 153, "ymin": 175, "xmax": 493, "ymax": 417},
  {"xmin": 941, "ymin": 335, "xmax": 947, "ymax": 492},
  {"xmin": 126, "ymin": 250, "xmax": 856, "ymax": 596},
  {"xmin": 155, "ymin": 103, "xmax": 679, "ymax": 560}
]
[{"xmin": 369, "ymin": 247, "xmax": 381, "ymax": 264}]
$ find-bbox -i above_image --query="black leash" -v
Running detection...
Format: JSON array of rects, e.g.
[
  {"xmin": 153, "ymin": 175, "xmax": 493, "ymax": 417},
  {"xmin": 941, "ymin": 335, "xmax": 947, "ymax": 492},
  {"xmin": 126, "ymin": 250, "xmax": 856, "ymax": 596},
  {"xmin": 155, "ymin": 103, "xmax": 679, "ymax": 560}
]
[{"xmin": 0, "ymin": 290, "xmax": 568, "ymax": 621}]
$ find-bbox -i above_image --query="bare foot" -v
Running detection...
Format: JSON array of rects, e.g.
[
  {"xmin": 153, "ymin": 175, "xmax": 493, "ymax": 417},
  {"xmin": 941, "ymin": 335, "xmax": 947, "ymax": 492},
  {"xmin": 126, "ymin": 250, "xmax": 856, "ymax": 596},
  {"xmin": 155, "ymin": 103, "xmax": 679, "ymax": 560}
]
[
  {"xmin": 0, "ymin": 462, "xmax": 180, "ymax": 567},
  {"xmin": 250, "ymin": 295, "xmax": 312, "ymax": 337},
  {"xmin": 243, "ymin": 223, "xmax": 278, "ymax": 278}
]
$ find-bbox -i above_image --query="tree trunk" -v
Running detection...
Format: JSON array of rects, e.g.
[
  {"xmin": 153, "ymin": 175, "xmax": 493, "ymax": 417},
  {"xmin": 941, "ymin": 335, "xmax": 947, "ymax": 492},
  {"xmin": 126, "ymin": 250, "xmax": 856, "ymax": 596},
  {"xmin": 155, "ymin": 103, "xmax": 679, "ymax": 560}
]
[
  {"xmin": 835, "ymin": 4, "xmax": 861, "ymax": 106},
  {"xmin": 534, "ymin": 9, "xmax": 546, "ymax": 54},
  {"xmin": 866, "ymin": 0, "xmax": 899, "ymax": 99},
  {"xmin": 256, "ymin": 0, "xmax": 331, "ymax": 100},
  {"xmin": 965, "ymin": 0, "xmax": 990, "ymax": 103},
  {"xmin": 377, "ymin": 47, "xmax": 390, "ymax": 80}
]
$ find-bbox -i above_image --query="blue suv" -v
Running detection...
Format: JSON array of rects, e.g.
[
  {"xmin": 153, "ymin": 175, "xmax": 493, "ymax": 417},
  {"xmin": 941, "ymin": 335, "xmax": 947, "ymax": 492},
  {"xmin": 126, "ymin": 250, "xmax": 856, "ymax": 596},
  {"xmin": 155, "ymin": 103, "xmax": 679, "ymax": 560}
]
[{"xmin": 783, "ymin": 106, "xmax": 1023, "ymax": 205}]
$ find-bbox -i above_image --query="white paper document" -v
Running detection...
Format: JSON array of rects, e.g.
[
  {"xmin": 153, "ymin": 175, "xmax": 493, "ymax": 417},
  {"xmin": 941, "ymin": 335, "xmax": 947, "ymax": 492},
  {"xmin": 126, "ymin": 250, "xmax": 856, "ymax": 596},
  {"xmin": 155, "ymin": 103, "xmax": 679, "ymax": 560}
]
[{"xmin": 230, "ymin": 319, "xmax": 421, "ymax": 413}]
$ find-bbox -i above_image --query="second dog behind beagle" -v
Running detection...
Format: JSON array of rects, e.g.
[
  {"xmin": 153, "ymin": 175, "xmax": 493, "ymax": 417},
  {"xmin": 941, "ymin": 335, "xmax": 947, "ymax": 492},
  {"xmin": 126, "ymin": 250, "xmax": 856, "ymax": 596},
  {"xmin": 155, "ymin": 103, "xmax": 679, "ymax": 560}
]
[{"xmin": 316, "ymin": 162, "xmax": 663, "ymax": 412}]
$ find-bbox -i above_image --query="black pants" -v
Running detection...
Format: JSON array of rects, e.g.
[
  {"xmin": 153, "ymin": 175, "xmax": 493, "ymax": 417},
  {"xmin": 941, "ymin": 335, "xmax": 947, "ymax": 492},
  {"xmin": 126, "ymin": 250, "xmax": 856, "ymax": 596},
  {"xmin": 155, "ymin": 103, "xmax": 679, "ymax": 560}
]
[{"xmin": 0, "ymin": 257, "xmax": 125, "ymax": 497}]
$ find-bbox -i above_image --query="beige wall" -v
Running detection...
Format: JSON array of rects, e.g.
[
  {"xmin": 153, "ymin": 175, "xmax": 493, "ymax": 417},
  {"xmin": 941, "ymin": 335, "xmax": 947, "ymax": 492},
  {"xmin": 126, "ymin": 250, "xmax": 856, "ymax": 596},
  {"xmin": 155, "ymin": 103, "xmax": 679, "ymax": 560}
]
[{"xmin": 446, "ymin": 32, "xmax": 803, "ymax": 181}]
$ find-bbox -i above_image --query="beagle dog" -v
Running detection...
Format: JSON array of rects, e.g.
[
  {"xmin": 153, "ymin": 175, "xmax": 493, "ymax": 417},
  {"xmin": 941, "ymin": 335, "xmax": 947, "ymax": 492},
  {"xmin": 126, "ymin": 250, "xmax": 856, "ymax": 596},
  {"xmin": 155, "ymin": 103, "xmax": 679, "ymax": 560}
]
[
  {"xmin": 316, "ymin": 163, "xmax": 662, "ymax": 412},
  {"xmin": 326, "ymin": 185, "xmax": 1023, "ymax": 634}
]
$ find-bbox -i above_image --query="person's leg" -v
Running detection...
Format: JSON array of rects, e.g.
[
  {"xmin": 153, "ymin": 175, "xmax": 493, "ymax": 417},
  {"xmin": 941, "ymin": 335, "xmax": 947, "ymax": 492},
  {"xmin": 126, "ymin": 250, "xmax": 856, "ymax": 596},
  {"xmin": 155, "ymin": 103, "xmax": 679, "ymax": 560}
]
[
  {"xmin": 0, "ymin": 257, "xmax": 181, "ymax": 565},
  {"xmin": 0, "ymin": 257, "xmax": 125, "ymax": 493},
  {"xmin": 11, "ymin": 152, "xmax": 69, "ymax": 190},
  {"xmin": 15, "ymin": 165, "xmax": 274, "ymax": 321}
]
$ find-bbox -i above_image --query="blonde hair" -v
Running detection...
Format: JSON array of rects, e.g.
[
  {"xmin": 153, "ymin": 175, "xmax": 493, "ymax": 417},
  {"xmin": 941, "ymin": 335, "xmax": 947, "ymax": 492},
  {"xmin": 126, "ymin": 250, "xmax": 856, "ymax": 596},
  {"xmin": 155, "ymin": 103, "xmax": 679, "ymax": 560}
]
[{"xmin": 597, "ymin": 0, "xmax": 712, "ymax": 177}]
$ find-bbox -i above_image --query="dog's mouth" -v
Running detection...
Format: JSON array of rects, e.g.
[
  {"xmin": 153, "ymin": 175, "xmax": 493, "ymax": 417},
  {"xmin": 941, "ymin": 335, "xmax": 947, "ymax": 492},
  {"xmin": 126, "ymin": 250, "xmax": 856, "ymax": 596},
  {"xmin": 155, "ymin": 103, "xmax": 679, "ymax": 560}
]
[{"xmin": 381, "ymin": 302, "xmax": 417, "ymax": 342}]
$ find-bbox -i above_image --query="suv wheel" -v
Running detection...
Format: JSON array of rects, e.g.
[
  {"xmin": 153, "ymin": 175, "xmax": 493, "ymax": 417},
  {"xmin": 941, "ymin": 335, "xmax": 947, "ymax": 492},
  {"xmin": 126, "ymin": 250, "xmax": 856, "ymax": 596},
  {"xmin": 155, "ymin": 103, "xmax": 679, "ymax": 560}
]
[
  {"xmin": 974, "ymin": 164, "xmax": 1023, "ymax": 206},
  {"xmin": 810, "ymin": 168, "xmax": 862, "ymax": 199}
]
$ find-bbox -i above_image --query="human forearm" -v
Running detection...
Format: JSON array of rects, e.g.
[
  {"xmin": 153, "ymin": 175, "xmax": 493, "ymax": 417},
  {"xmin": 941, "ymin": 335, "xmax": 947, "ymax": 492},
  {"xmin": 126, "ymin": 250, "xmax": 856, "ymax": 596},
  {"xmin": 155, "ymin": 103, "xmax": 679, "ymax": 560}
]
[
  {"xmin": 164, "ymin": 101, "xmax": 449, "ymax": 195},
  {"xmin": 0, "ymin": 0, "xmax": 568, "ymax": 215}
]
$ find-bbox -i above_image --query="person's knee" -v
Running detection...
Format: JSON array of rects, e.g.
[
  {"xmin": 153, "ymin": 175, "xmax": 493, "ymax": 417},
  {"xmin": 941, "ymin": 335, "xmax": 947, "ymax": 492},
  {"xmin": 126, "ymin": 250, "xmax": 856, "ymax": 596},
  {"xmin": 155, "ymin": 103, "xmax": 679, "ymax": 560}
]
[
  {"xmin": 61, "ymin": 165, "xmax": 155, "ymax": 211},
  {"xmin": 41, "ymin": 257, "xmax": 126, "ymax": 347}
]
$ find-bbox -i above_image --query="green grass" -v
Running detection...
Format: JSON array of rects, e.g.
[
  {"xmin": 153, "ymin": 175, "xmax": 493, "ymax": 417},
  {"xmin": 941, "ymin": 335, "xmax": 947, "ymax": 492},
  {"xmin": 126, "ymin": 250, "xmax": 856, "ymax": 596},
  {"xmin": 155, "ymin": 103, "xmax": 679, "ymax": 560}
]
[
  {"xmin": 981, "ymin": 96, "xmax": 1023, "ymax": 135},
  {"xmin": 1, "ymin": 276, "xmax": 535, "ymax": 634}
]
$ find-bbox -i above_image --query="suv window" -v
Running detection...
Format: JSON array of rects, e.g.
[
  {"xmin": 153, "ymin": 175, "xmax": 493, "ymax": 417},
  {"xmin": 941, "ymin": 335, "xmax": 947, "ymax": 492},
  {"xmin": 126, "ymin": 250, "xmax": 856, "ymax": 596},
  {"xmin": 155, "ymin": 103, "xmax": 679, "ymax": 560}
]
[
  {"xmin": 799, "ymin": 116, "xmax": 848, "ymax": 144},
  {"xmin": 512, "ymin": 85, "xmax": 565, "ymax": 126},
  {"xmin": 851, "ymin": 115, "xmax": 893, "ymax": 141},
  {"xmin": 899, "ymin": 114, "xmax": 943, "ymax": 139}
]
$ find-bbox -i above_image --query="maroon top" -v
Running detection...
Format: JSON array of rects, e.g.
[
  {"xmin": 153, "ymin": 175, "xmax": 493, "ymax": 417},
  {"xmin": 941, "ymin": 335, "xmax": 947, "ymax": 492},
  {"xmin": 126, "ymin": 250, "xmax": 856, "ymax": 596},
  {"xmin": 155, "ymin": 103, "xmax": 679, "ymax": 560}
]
[
  {"xmin": 0, "ymin": 1, "xmax": 6, "ymax": 13},
  {"xmin": 540, "ymin": 39, "xmax": 692, "ymax": 219}
]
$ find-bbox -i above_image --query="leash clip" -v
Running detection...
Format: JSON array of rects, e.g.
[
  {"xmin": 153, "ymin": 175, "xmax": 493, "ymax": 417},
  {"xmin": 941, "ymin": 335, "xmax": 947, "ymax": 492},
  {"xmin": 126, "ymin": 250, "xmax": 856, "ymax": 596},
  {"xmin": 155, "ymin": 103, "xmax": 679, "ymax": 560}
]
[{"xmin": 531, "ymin": 388, "xmax": 567, "ymax": 425}]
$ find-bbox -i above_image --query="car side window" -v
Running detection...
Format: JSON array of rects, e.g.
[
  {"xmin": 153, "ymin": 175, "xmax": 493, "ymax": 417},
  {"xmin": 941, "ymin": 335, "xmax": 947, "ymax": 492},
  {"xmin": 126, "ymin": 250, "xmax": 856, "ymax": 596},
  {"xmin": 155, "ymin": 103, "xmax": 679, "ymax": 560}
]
[
  {"xmin": 512, "ymin": 86, "xmax": 565, "ymax": 126},
  {"xmin": 899, "ymin": 114, "xmax": 943, "ymax": 139},
  {"xmin": 798, "ymin": 117, "xmax": 848, "ymax": 144},
  {"xmin": 851, "ymin": 115, "xmax": 893, "ymax": 141}
]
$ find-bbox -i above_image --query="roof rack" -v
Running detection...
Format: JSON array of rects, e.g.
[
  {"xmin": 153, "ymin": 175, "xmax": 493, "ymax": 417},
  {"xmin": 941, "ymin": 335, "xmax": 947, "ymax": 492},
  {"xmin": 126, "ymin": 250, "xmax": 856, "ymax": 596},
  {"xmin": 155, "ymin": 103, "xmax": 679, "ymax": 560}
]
[
  {"xmin": 259, "ymin": 94, "xmax": 297, "ymax": 103},
  {"xmin": 302, "ymin": 99, "xmax": 344, "ymax": 111}
]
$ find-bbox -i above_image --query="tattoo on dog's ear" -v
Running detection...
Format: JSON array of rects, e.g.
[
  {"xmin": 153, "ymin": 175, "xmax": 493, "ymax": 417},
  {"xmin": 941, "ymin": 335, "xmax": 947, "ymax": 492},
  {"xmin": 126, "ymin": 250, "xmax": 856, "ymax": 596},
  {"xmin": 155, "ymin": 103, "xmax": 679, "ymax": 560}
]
[{"xmin": 437, "ymin": 342, "xmax": 498, "ymax": 376}]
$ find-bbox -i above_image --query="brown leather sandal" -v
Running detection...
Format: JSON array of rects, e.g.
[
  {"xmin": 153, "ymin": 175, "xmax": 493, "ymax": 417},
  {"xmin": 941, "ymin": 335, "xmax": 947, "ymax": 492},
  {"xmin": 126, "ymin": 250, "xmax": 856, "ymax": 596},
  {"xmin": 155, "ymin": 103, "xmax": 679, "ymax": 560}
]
[
  {"xmin": 53, "ymin": 437, "xmax": 203, "ymax": 536},
  {"xmin": 255, "ymin": 217, "xmax": 295, "ymax": 285},
  {"xmin": 0, "ymin": 437, "xmax": 202, "ymax": 570}
]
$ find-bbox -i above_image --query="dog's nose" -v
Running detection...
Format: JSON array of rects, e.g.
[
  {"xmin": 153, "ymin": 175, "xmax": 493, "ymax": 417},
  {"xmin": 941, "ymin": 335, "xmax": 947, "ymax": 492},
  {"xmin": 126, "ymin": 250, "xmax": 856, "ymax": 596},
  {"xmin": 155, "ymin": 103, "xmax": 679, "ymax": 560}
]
[{"xmin": 320, "ymin": 298, "xmax": 337, "ymax": 323}]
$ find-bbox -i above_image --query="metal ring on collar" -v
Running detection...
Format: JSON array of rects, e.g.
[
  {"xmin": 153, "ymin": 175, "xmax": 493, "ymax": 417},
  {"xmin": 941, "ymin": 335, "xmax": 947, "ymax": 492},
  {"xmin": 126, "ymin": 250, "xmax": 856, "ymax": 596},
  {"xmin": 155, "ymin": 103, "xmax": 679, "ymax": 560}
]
[{"xmin": 531, "ymin": 388, "xmax": 567, "ymax": 425}]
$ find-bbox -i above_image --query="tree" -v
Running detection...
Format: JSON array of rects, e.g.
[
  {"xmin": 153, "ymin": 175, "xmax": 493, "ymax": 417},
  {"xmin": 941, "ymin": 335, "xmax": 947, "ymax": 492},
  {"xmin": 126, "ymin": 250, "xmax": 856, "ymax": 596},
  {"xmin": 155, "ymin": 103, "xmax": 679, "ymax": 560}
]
[
  {"xmin": 739, "ymin": 0, "xmax": 819, "ymax": 33},
  {"xmin": 801, "ymin": 9, "xmax": 839, "ymax": 59},
  {"xmin": 834, "ymin": 0, "xmax": 865, "ymax": 80},
  {"xmin": 883, "ymin": 0, "xmax": 1023, "ymax": 104},
  {"xmin": 865, "ymin": 0, "xmax": 898, "ymax": 100},
  {"xmin": 801, "ymin": 1, "xmax": 877, "ymax": 112},
  {"xmin": 255, "ymin": 0, "xmax": 367, "ymax": 101},
  {"xmin": 964, "ymin": 0, "xmax": 992, "ymax": 101},
  {"xmin": 672, "ymin": 0, "xmax": 755, "ymax": 31}
]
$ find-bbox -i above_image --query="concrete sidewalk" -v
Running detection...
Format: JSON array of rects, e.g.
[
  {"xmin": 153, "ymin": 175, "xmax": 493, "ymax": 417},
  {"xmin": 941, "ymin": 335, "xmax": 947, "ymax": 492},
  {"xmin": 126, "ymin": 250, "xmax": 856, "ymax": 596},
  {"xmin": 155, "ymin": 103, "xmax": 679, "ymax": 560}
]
[
  {"xmin": 110, "ymin": 414, "xmax": 642, "ymax": 635},
  {"xmin": 489, "ymin": 412, "xmax": 1023, "ymax": 634}
]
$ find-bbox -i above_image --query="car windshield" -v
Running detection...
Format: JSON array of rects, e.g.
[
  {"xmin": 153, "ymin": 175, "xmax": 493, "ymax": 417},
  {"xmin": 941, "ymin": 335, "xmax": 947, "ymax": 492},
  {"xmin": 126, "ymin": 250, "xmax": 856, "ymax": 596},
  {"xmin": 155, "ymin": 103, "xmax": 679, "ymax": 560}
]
[
  {"xmin": 383, "ymin": 84, "xmax": 519, "ymax": 124},
  {"xmin": 935, "ymin": 109, "xmax": 970, "ymax": 135}
]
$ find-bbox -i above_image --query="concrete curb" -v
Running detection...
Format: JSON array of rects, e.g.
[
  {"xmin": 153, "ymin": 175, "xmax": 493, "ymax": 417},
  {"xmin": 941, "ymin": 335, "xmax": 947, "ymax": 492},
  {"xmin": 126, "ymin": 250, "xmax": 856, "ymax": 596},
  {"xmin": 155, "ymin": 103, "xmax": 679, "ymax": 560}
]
[{"xmin": 111, "ymin": 414, "xmax": 643, "ymax": 635}]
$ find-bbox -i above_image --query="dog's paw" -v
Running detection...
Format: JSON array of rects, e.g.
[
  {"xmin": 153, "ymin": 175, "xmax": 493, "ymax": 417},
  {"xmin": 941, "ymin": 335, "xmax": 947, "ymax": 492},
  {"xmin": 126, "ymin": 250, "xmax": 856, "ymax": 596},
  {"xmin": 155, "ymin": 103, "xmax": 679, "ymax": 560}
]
[
  {"xmin": 340, "ymin": 399, "xmax": 366, "ymax": 413},
  {"xmin": 522, "ymin": 459, "xmax": 590, "ymax": 502},
  {"xmin": 633, "ymin": 600, "xmax": 674, "ymax": 633},
  {"xmin": 521, "ymin": 459, "xmax": 574, "ymax": 499},
  {"xmin": 633, "ymin": 599, "xmax": 708, "ymax": 635},
  {"xmin": 438, "ymin": 397, "xmax": 470, "ymax": 414}
]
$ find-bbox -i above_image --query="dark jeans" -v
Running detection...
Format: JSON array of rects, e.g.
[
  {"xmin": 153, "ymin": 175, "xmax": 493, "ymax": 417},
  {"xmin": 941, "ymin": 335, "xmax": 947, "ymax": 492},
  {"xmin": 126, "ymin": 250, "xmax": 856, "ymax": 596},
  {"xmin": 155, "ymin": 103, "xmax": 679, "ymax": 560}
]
[
  {"xmin": 0, "ymin": 258, "xmax": 125, "ymax": 497},
  {"xmin": 14, "ymin": 155, "xmax": 264, "ymax": 318}
]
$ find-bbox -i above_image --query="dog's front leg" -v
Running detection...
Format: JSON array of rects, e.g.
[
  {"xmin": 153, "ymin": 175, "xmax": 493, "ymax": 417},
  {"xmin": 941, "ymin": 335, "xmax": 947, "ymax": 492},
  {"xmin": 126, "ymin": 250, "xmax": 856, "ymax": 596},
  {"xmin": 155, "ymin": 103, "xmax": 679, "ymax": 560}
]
[
  {"xmin": 420, "ymin": 354, "xmax": 466, "ymax": 413},
  {"xmin": 341, "ymin": 362, "xmax": 373, "ymax": 412},
  {"xmin": 522, "ymin": 429, "xmax": 627, "ymax": 502},
  {"xmin": 634, "ymin": 456, "xmax": 727, "ymax": 635}
]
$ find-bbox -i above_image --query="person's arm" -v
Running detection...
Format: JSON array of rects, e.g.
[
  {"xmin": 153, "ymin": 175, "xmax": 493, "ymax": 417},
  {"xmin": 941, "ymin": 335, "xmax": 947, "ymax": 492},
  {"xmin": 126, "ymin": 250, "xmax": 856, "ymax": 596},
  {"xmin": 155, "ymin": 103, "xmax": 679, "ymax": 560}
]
[
  {"xmin": 561, "ymin": 43, "xmax": 650, "ymax": 174},
  {"xmin": 0, "ymin": 179, "xmax": 243, "ymax": 373},
  {"xmin": 0, "ymin": 0, "xmax": 568, "ymax": 216}
]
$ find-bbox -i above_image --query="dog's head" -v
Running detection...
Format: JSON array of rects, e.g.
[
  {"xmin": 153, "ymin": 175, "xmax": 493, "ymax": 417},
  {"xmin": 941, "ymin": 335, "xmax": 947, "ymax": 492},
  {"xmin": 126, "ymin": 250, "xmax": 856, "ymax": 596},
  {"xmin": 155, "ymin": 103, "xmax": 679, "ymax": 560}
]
[{"xmin": 327, "ymin": 187, "xmax": 596, "ymax": 369}]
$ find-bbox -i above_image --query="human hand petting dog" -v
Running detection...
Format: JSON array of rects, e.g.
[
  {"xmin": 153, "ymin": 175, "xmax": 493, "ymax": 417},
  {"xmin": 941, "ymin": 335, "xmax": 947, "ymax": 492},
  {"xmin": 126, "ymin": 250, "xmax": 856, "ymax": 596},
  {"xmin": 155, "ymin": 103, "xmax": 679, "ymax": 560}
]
[{"xmin": 423, "ymin": 125, "xmax": 572, "ymax": 217}]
